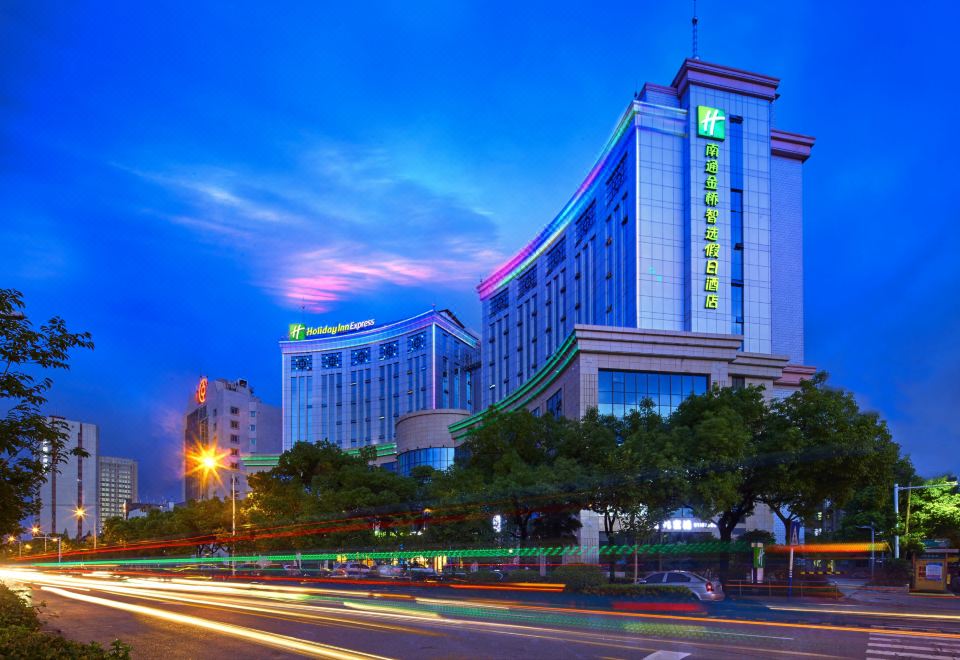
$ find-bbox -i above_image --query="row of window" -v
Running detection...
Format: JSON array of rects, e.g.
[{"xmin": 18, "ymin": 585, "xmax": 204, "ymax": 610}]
[
  {"xmin": 292, "ymin": 334, "xmax": 430, "ymax": 374},
  {"xmin": 597, "ymin": 370, "xmax": 708, "ymax": 419},
  {"xmin": 397, "ymin": 447, "xmax": 455, "ymax": 477}
]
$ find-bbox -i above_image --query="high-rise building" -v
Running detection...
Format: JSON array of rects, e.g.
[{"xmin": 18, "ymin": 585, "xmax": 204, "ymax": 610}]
[
  {"xmin": 183, "ymin": 377, "xmax": 281, "ymax": 501},
  {"xmin": 279, "ymin": 309, "xmax": 480, "ymax": 458},
  {"xmin": 37, "ymin": 417, "xmax": 99, "ymax": 539},
  {"xmin": 98, "ymin": 456, "xmax": 138, "ymax": 524},
  {"xmin": 452, "ymin": 58, "xmax": 817, "ymax": 544},
  {"xmin": 463, "ymin": 58, "xmax": 815, "ymax": 428}
]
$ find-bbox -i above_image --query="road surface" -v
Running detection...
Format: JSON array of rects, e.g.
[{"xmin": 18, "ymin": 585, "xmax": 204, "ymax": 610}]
[{"xmin": 4, "ymin": 570, "xmax": 960, "ymax": 659}]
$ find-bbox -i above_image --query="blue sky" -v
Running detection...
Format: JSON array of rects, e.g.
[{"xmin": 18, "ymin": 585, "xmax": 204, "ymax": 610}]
[{"xmin": 2, "ymin": 2, "xmax": 956, "ymax": 500}]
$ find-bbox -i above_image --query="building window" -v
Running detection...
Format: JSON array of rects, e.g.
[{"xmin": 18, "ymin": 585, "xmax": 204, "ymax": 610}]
[
  {"xmin": 407, "ymin": 332, "xmax": 426, "ymax": 352},
  {"xmin": 250, "ymin": 410, "xmax": 256, "ymax": 418},
  {"xmin": 291, "ymin": 355, "xmax": 313, "ymax": 372},
  {"xmin": 379, "ymin": 341, "xmax": 399, "ymax": 360},
  {"xmin": 230, "ymin": 448, "xmax": 239, "ymax": 456},
  {"xmin": 230, "ymin": 406, "xmax": 240, "ymax": 415},
  {"xmin": 546, "ymin": 237, "xmax": 566, "ymax": 273},
  {"xmin": 321, "ymin": 352, "xmax": 342, "ymax": 369},
  {"xmin": 230, "ymin": 434, "xmax": 240, "ymax": 443},
  {"xmin": 546, "ymin": 388, "xmax": 563, "ymax": 418},
  {"xmin": 351, "ymin": 347, "xmax": 371, "ymax": 366},
  {"xmin": 396, "ymin": 447, "xmax": 455, "ymax": 477},
  {"xmin": 605, "ymin": 153, "xmax": 626, "ymax": 206},
  {"xmin": 230, "ymin": 420, "xmax": 239, "ymax": 430},
  {"xmin": 731, "ymin": 376, "xmax": 746, "ymax": 390},
  {"xmin": 598, "ymin": 370, "xmax": 708, "ymax": 419},
  {"xmin": 249, "ymin": 424, "xmax": 256, "ymax": 432},
  {"xmin": 517, "ymin": 267, "xmax": 537, "ymax": 297},
  {"xmin": 490, "ymin": 290, "xmax": 509, "ymax": 315},
  {"xmin": 574, "ymin": 201, "xmax": 596, "ymax": 244}
]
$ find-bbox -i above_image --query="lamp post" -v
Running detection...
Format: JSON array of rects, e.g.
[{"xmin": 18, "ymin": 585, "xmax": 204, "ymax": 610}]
[
  {"xmin": 7, "ymin": 535, "xmax": 23, "ymax": 558},
  {"xmin": 858, "ymin": 524, "xmax": 876, "ymax": 581},
  {"xmin": 894, "ymin": 481, "xmax": 958, "ymax": 558}
]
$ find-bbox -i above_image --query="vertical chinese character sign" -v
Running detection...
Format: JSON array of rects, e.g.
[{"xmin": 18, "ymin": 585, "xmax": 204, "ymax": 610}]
[{"xmin": 697, "ymin": 106, "xmax": 725, "ymax": 310}]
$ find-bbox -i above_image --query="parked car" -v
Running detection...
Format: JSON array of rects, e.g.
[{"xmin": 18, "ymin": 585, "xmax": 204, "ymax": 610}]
[
  {"xmin": 406, "ymin": 566, "xmax": 443, "ymax": 582},
  {"xmin": 638, "ymin": 570, "xmax": 725, "ymax": 601},
  {"xmin": 375, "ymin": 564, "xmax": 406, "ymax": 579},
  {"xmin": 331, "ymin": 562, "xmax": 373, "ymax": 578}
]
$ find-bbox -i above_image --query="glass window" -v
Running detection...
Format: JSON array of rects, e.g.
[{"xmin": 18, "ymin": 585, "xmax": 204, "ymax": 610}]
[
  {"xmin": 644, "ymin": 573, "xmax": 666, "ymax": 584},
  {"xmin": 666, "ymin": 573, "xmax": 692, "ymax": 583},
  {"xmin": 230, "ymin": 407, "xmax": 240, "ymax": 415},
  {"xmin": 597, "ymin": 369, "xmax": 708, "ymax": 419}
]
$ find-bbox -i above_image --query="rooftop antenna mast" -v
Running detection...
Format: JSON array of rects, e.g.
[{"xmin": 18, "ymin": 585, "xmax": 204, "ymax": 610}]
[{"xmin": 692, "ymin": 0, "xmax": 700, "ymax": 60}]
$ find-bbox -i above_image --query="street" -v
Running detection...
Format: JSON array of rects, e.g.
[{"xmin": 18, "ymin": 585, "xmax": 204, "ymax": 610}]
[{"xmin": 5, "ymin": 570, "xmax": 960, "ymax": 659}]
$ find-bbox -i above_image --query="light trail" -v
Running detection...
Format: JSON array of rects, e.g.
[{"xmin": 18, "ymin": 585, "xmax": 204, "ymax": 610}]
[
  {"xmin": 41, "ymin": 586, "xmax": 393, "ymax": 660},
  {"xmin": 765, "ymin": 605, "xmax": 960, "ymax": 622}
]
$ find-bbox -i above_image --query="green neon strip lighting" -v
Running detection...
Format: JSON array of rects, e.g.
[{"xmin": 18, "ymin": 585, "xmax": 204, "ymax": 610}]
[
  {"xmin": 22, "ymin": 542, "xmax": 749, "ymax": 568},
  {"xmin": 449, "ymin": 332, "xmax": 580, "ymax": 437}
]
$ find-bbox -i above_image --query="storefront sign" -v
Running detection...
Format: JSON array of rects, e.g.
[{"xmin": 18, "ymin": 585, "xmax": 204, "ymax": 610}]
[
  {"xmin": 698, "ymin": 105, "xmax": 725, "ymax": 310},
  {"xmin": 288, "ymin": 318, "xmax": 376, "ymax": 340},
  {"xmin": 196, "ymin": 377, "xmax": 207, "ymax": 404}
]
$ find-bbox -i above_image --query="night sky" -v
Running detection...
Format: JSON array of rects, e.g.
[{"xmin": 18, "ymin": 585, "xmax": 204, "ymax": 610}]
[{"xmin": 2, "ymin": 2, "xmax": 956, "ymax": 501}]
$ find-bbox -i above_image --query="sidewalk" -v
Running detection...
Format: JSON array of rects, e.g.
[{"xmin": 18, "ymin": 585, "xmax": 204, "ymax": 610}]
[{"xmin": 836, "ymin": 578, "xmax": 960, "ymax": 610}]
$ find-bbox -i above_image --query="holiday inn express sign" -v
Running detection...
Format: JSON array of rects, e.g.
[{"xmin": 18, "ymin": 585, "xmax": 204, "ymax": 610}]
[{"xmin": 288, "ymin": 318, "xmax": 376, "ymax": 340}]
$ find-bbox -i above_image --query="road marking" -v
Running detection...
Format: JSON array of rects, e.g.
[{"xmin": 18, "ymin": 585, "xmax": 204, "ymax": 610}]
[
  {"xmin": 643, "ymin": 652, "xmax": 691, "ymax": 659},
  {"xmin": 866, "ymin": 651, "xmax": 960, "ymax": 659},
  {"xmin": 42, "ymin": 586, "xmax": 393, "ymax": 660},
  {"xmin": 866, "ymin": 631, "xmax": 960, "ymax": 660}
]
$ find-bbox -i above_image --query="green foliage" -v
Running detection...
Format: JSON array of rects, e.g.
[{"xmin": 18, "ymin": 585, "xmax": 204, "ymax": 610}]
[
  {"xmin": 0, "ymin": 584, "xmax": 130, "ymax": 658},
  {"xmin": 453, "ymin": 410, "xmax": 586, "ymax": 551},
  {"xmin": 552, "ymin": 563, "xmax": 604, "ymax": 591},
  {"xmin": 0, "ymin": 289, "xmax": 94, "ymax": 535},
  {"xmin": 738, "ymin": 529, "xmax": 776, "ymax": 545},
  {"xmin": 761, "ymin": 372, "xmax": 902, "ymax": 541},
  {"xmin": 903, "ymin": 476, "xmax": 960, "ymax": 550},
  {"xmin": 577, "ymin": 584, "xmax": 696, "ymax": 599},
  {"xmin": 670, "ymin": 385, "xmax": 769, "ymax": 541}
]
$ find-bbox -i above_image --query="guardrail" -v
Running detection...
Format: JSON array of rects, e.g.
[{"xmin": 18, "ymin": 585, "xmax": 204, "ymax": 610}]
[{"xmin": 725, "ymin": 580, "xmax": 842, "ymax": 599}]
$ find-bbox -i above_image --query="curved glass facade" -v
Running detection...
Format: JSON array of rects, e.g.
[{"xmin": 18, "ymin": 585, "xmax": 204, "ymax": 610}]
[{"xmin": 397, "ymin": 447, "xmax": 455, "ymax": 477}]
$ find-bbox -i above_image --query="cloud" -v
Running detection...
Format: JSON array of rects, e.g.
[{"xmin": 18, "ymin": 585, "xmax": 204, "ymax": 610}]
[{"xmin": 124, "ymin": 141, "xmax": 504, "ymax": 310}]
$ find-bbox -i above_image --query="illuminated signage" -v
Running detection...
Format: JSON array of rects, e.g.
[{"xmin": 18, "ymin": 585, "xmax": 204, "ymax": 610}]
[
  {"xmin": 697, "ymin": 105, "xmax": 724, "ymax": 311},
  {"xmin": 196, "ymin": 377, "xmax": 207, "ymax": 404},
  {"xmin": 697, "ymin": 105, "xmax": 726, "ymax": 140},
  {"xmin": 288, "ymin": 318, "xmax": 376, "ymax": 341}
]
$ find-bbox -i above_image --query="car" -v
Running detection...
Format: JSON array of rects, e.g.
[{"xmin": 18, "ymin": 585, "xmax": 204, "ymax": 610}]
[
  {"xmin": 375, "ymin": 564, "xmax": 406, "ymax": 579},
  {"xmin": 331, "ymin": 562, "xmax": 373, "ymax": 578},
  {"xmin": 638, "ymin": 570, "xmax": 725, "ymax": 601},
  {"xmin": 406, "ymin": 566, "xmax": 443, "ymax": 582}
]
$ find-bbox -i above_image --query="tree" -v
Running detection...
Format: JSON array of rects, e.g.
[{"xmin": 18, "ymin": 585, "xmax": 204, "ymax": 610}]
[
  {"xmin": 453, "ymin": 409, "xmax": 585, "ymax": 556},
  {"xmin": 760, "ymin": 372, "xmax": 901, "ymax": 545},
  {"xmin": 669, "ymin": 385, "xmax": 769, "ymax": 541},
  {"xmin": 903, "ymin": 476, "xmax": 960, "ymax": 551},
  {"xmin": 0, "ymin": 289, "xmax": 93, "ymax": 535}
]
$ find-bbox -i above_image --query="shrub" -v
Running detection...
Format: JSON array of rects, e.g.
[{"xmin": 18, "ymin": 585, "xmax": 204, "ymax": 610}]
[
  {"xmin": 0, "ymin": 584, "xmax": 131, "ymax": 659},
  {"xmin": 552, "ymin": 564, "xmax": 604, "ymax": 591},
  {"xmin": 503, "ymin": 569, "xmax": 554, "ymax": 583},
  {"xmin": 461, "ymin": 570, "xmax": 505, "ymax": 584},
  {"xmin": 868, "ymin": 558, "xmax": 912, "ymax": 587},
  {"xmin": 579, "ymin": 584, "xmax": 696, "ymax": 600}
]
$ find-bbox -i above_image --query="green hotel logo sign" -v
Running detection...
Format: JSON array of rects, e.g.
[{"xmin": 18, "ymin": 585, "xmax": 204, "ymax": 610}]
[
  {"xmin": 288, "ymin": 324, "xmax": 306, "ymax": 340},
  {"xmin": 287, "ymin": 318, "xmax": 376, "ymax": 341},
  {"xmin": 697, "ymin": 106, "xmax": 726, "ymax": 140}
]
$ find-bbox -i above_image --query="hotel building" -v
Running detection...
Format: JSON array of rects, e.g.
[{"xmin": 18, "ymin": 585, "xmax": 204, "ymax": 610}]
[
  {"xmin": 183, "ymin": 377, "xmax": 282, "ymax": 501},
  {"xmin": 278, "ymin": 309, "xmax": 480, "ymax": 472},
  {"xmin": 450, "ymin": 58, "xmax": 816, "ymax": 544},
  {"xmin": 457, "ymin": 58, "xmax": 814, "ymax": 433}
]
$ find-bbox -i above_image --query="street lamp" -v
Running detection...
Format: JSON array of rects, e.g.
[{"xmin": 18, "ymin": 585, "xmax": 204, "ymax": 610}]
[
  {"xmin": 858, "ymin": 524, "xmax": 876, "ymax": 581},
  {"xmin": 7, "ymin": 535, "xmax": 23, "ymax": 558},
  {"xmin": 894, "ymin": 481, "xmax": 959, "ymax": 558}
]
